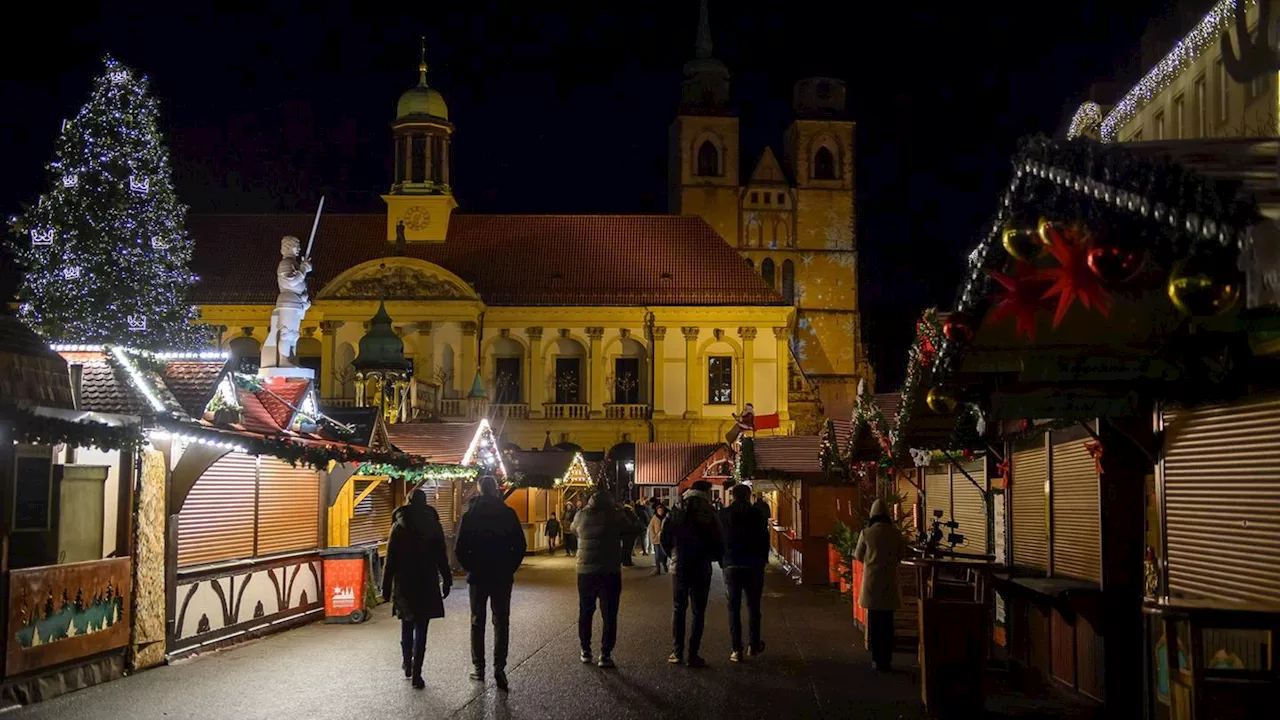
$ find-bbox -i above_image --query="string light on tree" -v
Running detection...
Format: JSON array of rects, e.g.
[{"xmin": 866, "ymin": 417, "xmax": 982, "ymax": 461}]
[{"xmin": 7, "ymin": 56, "xmax": 204, "ymax": 349}]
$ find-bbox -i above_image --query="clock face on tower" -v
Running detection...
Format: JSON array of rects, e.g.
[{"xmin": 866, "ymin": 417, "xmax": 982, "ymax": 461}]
[{"xmin": 403, "ymin": 206, "xmax": 431, "ymax": 231}]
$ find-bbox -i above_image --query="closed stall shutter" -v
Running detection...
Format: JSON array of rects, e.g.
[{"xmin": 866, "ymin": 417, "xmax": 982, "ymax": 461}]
[
  {"xmin": 925, "ymin": 466, "xmax": 950, "ymax": 524},
  {"xmin": 257, "ymin": 458, "xmax": 321, "ymax": 556},
  {"xmin": 1051, "ymin": 434, "xmax": 1101, "ymax": 582},
  {"xmin": 1012, "ymin": 441, "xmax": 1049, "ymax": 570},
  {"xmin": 952, "ymin": 459, "xmax": 989, "ymax": 555},
  {"xmin": 420, "ymin": 482, "xmax": 456, "ymax": 536},
  {"xmin": 1162, "ymin": 396, "xmax": 1280, "ymax": 605},
  {"xmin": 349, "ymin": 479, "xmax": 394, "ymax": 547},
  {"xmin": 178, "ymin": 452, "xmax": 257, "ymax": 567}
]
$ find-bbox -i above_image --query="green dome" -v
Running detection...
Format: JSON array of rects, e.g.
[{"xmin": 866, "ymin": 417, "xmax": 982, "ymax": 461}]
[
  {"xmin": 397, "ymin": 65, "xmax": 448, "ymax": 121},
  {"xmin": 354, "ymin": 302, "xmax": 411, "ymax": 371}
]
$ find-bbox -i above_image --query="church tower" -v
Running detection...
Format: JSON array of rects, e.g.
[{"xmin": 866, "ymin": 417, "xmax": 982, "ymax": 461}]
[
  {"xmin": 383, "ymin": 39, "xmax": 457, "ymax": 243},
  {"xmin": 668, "ymin": 0, "xmax": 740, "ymax": 245}
]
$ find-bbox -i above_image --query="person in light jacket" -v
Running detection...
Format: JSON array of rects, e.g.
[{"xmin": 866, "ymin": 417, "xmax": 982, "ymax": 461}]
[
  {"xmin": 854, "ymin": 498, "xmax": 906, "ymax": 672},
  {"xmin": 648, "ymin": 504, "xmax": 669, "ymax": 575}
]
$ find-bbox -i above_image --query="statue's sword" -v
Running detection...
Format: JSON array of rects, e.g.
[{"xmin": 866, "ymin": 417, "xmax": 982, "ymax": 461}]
[{"xmin": 303, "ymin": 196, "xmax": 325, "ymax": 261}]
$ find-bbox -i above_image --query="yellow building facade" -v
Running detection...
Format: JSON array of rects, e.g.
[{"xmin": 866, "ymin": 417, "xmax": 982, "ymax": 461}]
[
  {"xmin": 1067, "ymin": 0, "xmax": 1279, "ymax": 143},
  {"xmin": 190, "ymin": 49, "xmax": 795, "ymax": 454},
  {"xmin": 666, "ymin": 3, "xmax": 872, "ymax": 425}
]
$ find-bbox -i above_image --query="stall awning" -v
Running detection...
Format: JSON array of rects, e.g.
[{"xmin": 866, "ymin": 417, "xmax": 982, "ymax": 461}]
[
  {"xmin": 635, "ymin": 442, "xmax": 725, "ymax": 487},
  {"xmin": 753, "ymin": 435, "xmax": 823, "ymax": 476}
]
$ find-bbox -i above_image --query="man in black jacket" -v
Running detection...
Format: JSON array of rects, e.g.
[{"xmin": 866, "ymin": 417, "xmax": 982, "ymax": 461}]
[
  {"xmin": 719, "ymin": 483, "xmax": 770, "ymax": 662},
  {"xmin": 572, "ymin": 489, "xmax": 628, "ymax": 668},
  {"xmin": 454, "ymin": 476, "xmax": 526, "ymax": 691},
  {"xmin": 661, "ymin": 480, "xmax": 724, "ymax": 668}
]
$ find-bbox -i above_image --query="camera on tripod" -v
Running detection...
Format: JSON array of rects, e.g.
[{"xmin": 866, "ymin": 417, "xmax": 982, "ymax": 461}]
[{"xmin": 921, "ymin": 510, "xmax": 964, "ymax": 555}]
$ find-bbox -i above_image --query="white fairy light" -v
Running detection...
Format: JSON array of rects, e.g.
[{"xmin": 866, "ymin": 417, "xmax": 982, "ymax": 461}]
[{"xmin": 112, "ymin": 346, "xmax": 165, "ymax": 412}]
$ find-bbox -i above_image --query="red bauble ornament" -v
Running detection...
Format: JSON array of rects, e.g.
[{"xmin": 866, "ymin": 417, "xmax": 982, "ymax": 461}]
[
  {"xmin": 1087, "ymin": 244, "xmax": 1145, "ymax": 285},
  {"xmin": 943, "ymin": 313, "xmax": 975, "ymax": 343},
  {"xmin": 1038, "ymin": 223, "xmax": 1113, "ymax": 327}
]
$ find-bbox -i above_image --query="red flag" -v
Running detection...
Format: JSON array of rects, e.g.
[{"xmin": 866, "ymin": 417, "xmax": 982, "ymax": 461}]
[{"xmin": 753, "ymin": 413, "xmax": 781, "ymax": 431}]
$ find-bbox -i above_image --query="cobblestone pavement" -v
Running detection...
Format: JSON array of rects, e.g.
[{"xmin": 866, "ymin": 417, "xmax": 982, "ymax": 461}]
[{"xmin": 9, "ymin": 554, "xmax": 1084, "ymax": 719}]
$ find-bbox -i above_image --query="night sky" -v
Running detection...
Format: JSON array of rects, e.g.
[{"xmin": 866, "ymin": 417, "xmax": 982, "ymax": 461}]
[{"xmin": 2, "ymin": 0, "xmax": 1168, "ymax": 388}]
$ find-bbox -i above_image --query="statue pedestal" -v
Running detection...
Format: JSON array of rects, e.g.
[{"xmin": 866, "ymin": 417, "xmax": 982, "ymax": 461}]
[{"xmin": 257, "ymin": 366, "xmax": 316, "ymax": 380}]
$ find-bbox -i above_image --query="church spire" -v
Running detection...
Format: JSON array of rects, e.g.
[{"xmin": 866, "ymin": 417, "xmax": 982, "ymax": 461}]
[
  {"xmin": 418, "ymin": 35, "xmax": 429, "ymax": 87},
  {"xmin": 695, "ymin": 0, "xmax": 713, "ymax": 60}
]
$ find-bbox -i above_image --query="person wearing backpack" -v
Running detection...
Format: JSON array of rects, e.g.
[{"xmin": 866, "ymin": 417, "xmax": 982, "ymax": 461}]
[{"xmin": 660, "ymin": 480, "xmax": 723, "ymax": 668}]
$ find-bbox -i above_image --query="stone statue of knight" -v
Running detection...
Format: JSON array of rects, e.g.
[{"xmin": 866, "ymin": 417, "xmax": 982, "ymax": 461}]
[{"xmin": 261, "ymin": 235, "xmax": 312, "ymax": 369}]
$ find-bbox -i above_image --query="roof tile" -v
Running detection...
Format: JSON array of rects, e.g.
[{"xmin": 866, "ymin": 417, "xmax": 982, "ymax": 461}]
[
  {"xmin": 77, "ymin": 362, "xmax": 146, "ymax": 416},
  {"xmin": 160, "ymin": 361, "xmax": 227, "ymax": 417},
  {"xmin": 387, "ymin": 421, "xmax": 484, "ymax": 465}
]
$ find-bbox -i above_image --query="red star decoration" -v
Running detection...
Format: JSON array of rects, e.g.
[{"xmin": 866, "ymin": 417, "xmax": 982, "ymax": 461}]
[
  {"xmin": 987, "ymin": 262, "xmax": 1049, "ymax": 341},
  {"xmin": 1038, "ymin": 223, "xmax": 1113, "ymax": 327}
]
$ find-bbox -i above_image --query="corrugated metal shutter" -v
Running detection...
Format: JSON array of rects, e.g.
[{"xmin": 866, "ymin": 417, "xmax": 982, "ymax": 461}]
[
  {"xmin": 1051, "ymin": 437, "xmax": 1101, "ymax": 582},
  {"xmin": 1012, "ymin": 442, "xmax": 1049, "ymax": 570},
  {"xmin": 257, "ymin": 458, "xmax": 321, "ymax": 556},
  {"xmin": 349, "ymin": 479, "xmax": 394, "ymax": 546},
  {"xmin": 178, "ymin": 452, "xmax": 256, "ymax": 567},
  {"xmin": 1162, "ymin": 396, "xmax": 1280, "ymax": 605},
  {"xmin": 952, "ymin": 459, "xmax": 989, "ymax": 555},
  {"xmin": 924, "ymin": 466, "xmax": 950, "ymax": 523},
  {"xmin": 419, "ymin": 482, "xmax": 456, "ymax": 536},
  {"xmin": 896, "ymin": 472, "xmax": 920, "ymax": 531}
]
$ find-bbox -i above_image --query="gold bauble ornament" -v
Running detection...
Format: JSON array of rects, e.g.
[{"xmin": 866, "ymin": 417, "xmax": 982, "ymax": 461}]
[
  {"xmin": 1001, "ymin": 221, "xmax": 1044, "ymax": 262},
  {"xmin": 1167, "ymin": 258, "xmax": 1240, "ymax": 317},
  {"xmin": 926, "ymin": 386, "xmax": 958, "ymax": 414}
]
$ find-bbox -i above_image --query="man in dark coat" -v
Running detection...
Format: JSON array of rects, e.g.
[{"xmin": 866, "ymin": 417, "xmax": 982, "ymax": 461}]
[
  {"xmin": 382, "ymin": 489, "xmax": 452, "ymax": 689},
  {"xmin": 719, "ymin": 483, "xmax": 770, "ymax": 662},
  {"xmin": 618, "ymin": 503, "xmax": 643, "ymax": 566},
  {"xmin": 661, "ymin": 480, "xmax": 724, "ymax": 668},
  {"xmin": 455, "ymin": 476, "xmax": 526, "ymax": 690},
  {"xmin": 572, "ymin": 489, "xmax": 627, "ymax": 668}
]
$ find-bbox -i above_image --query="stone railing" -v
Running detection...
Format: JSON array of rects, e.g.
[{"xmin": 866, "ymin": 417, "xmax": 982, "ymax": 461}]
[
  {"xmin": 440, "ymin": 398, "xmax": 465, "ymax": 417},
  {"xmin": 491, "ymin": 403, "xmax": 530, "ymax": 419},
  {"xmin": 543, "ymin": 403, "xmax": 590, "ymax": 420},
  {"xmin": 605, "ymin": 404, "xmax": 649, "ymax": 420}
]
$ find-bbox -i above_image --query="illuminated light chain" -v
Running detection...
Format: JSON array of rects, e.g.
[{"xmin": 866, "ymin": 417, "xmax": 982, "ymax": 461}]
[
  {"xmin": 49, "ymin": 343, "xmax": 107, "ymax": 352},
  {"xmin": 1098, "ymin": 0, "xmax": 1249, "ymax": 141},
  {"xmin": 149, "ymin": 429, "xmax": 246, "ymax": 452},
  {"xmin": 111, "ymin": 345, "xmax": 166, "ymax": 412},
  {"xmin": 152, "ymin": 349, "xmax": 230, "ymax": 360},
  {"xmin": 1066, "ymin": 102, "xmax": 1102, "ymax": 140}
]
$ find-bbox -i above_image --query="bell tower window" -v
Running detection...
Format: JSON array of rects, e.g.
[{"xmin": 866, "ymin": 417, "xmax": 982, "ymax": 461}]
[
  {"xmin": 813, "ymin": 145, "xmax": 836, "ymax": 180},
  {"xmin": 411, "ymin": 135, "xmax": 427, "ymax": 184},
  {"xmin": 697, "ymin": 140, "xmax": 720, "ymax": 177},
  {"xmin": 431, "ymin": 135, "xmax": 444, "ymax": 184}
]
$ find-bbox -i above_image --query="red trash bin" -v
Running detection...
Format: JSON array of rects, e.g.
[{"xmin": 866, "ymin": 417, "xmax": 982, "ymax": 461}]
[{"xmin": 321, "ymin": 548, "xmax": 369, "ymax": 623}]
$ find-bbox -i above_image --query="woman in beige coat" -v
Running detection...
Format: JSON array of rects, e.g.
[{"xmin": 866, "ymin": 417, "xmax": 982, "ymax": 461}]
[
  {"xmin": 648, "ymin": 505, "xmax": 669, "ymax": 575},
  {"xmin": 854, "ymin": 498, "xmax": 905, "ymax": 672}
]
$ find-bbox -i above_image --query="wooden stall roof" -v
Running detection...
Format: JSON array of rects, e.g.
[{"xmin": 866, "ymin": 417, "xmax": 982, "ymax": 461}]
[
  {"xmin": 753, "ymin": 435, "xmax": 824, "ymax": 478},
  {"xmin": 1, "ymin": 314, "xmax": 74, "ymax": 410},
  {"xmin": 635, "ymin": 442, "xmax": 724, "ymax": 486}
]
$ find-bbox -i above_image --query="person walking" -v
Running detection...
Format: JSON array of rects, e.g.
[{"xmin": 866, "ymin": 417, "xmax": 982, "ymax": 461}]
[
  {"xmin": 454, "ymin": 476, "xmax": 527, "ymax": 691},
  {"xmin": 718, "ymin": 483, "xmax": 769, "ymax": 662},
  {"xmin": 562, "ymin": 503, "xmax": 578, "ymax": 556},
  {"xmin": 855, "ymin": 498, "xmax": 906, "ymax": 672},
  {"xmin": 648, "ymin": 504, "xmax": 669, "ymax": 575},
  {"xmin": 573, "ymin": 489, "xmax": 628, "ymax": 668},
  {"xmin": 634, "ymin": 500, "xmax": 651, "ymax": 556},
  {"xmin": 545, "ymin": 513, "xmax": 561, "ymax": 556},
  {"xmin": 381, "ymin": 489, "xmax": 452, "ymax": 690},
  {"xmin": 661, "ymin": 480, "xmax": 723, "ymax": 668}
]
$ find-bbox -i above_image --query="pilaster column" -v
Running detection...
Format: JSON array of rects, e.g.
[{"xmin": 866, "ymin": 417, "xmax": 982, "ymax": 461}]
[
  {"xmin": 773, "ymin": 327, "xmax": 791, "ymax": 421},
  {"xmin": 412, "ymin": 322, "xmax": 434, "ymax": 381},
  {"xmin": 651, "ymin": 326, "xmax": 667, "ymax": 418},
  {"xmin": 585, "ymin": 327, "xmax": 606, "ymax": 418},
  {"xmin": 738, "ymin": 327, "xmax": 757, "ymax": 407},
  {"xmin": 682, "ymin": 326, "xmax": 700, "ymax": 419},
  {"xmin": 319, "ymin": 321, "xmax": 343, "ymax": 398},
  {"xmin": 460, "ymin": 321, "xmax": 477, "ymax": 396},
  {"xmin": 526, "ymin": 327, "xmax": 544, "ymax": 417}
]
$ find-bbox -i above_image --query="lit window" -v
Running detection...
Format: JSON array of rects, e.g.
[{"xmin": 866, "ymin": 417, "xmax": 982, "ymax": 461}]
[{"xmin": 707, "ymin": 357, "xmax": 733, "ymax": 404}]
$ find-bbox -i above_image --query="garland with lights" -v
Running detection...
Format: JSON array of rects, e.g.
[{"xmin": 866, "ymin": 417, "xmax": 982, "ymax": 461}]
[
  {"xmin": 356, "ymin": 462, "xmax": 477, "ymax": 483},
  {"xmin": 3, "ymin": 405, "xmax": 145, "ymax": 452},
  {"xmin": 932, "ymin": 135, "xmax": 1259, "ymax": 384},
  {"xmin": 819, "ymin": 419, "xmax": 845, "ymax": 474},
  {"xmin": 890, "ymin": 309, "xmax": 944, "ymax": 459},
  {"xmin": 8, "ymin": 57, "xmax": 205, "ymax": 349}
]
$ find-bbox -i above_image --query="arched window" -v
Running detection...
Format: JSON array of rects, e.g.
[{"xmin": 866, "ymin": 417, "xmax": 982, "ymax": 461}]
[
  {"xmin": 745, "ymin": 217, "xmax": 762, "ymax": 247},
  {"xmin": 775, "ymin": 221, "xmax": 790, "ymax": 248},
  {"xmin": 229, "ymin": 336, "xmax": 261, "ymax": 374},
  {"xmin": 697, "ymin": 140, "xmax": 720, "ymax": 177},
  {"xmin": 782, "ymin": 260, "xmax": 795, "ymax": 303},
  {"xmin": 813, "ymin": 145, "xmax": 836, "ymax": 180},
  {"xmin": 744, "ymin": 258, "xmax": 754, "ymax": 271},
  {"xmin": 761, "ymin": 258, "xmax": 776, "ymax": 288}
]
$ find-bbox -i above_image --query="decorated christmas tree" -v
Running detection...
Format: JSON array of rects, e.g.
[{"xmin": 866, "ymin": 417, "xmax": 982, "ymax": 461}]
[{"xmin": 9, "ymin": 56, "xmax": 204, "ymax": 348}]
